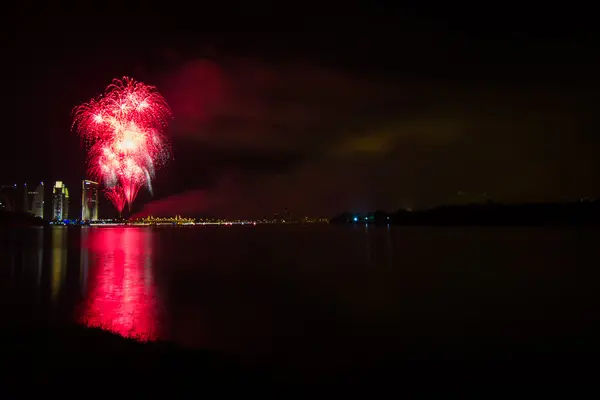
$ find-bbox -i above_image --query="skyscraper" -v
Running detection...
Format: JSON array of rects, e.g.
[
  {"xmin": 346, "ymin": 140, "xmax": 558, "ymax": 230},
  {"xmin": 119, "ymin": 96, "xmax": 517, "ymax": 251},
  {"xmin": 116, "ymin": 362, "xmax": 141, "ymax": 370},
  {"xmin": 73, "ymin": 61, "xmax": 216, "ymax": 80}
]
[
  {"xmin": 52, "ymin": 181, "xmax": 69, "ymax": 220},
  {"xmin": 81, "ymin": 180, "xmax": 99, "ymax": 221},
  {"xmin": 27, "ymin": 182, "xmax": 44, "ymax": 219}
]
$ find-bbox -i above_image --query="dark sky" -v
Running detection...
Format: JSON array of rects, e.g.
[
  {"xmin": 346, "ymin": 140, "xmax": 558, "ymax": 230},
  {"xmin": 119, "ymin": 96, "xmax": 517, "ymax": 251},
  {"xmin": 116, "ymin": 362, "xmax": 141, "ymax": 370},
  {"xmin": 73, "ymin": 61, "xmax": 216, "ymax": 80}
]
[{"xmin": 3, "ymin": 5, "xmax": 600, "ymax": 218}]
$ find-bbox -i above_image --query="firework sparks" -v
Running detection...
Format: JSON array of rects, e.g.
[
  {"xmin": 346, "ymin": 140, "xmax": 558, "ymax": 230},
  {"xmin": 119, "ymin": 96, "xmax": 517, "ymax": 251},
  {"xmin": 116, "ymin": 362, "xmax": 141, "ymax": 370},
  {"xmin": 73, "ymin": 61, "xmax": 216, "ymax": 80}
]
[
  {"xmin": 105, "ymin": 186, "xmax": 127, "ymax": 214},
  {"xmin": 73, "ymin": 77, "xmax": 172, "ymax": 213}
]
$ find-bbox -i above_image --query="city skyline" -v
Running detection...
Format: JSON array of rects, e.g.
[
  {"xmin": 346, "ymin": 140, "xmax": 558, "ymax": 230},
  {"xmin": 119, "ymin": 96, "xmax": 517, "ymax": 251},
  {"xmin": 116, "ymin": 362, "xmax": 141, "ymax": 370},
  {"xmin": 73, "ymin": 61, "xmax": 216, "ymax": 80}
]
[
  {"xmin": 3, "ymin": 174, "xmax": 600, "ymax": 222},
  {"xmin": 2, "ymin": 178, "xmax": 107, "ymax": 220}
]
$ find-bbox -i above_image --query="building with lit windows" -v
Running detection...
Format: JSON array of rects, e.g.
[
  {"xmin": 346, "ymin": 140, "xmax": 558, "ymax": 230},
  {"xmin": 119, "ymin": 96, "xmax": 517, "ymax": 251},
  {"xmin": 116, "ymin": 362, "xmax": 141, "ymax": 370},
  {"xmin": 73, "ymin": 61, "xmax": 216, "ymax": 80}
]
[
  {"xmin": 27, "ymin": 182, "xmax": 44, "ymax": 219},
  {"xmin": 81, "ymin": 180, "xmax": 99, "ymax": 221},
  {"xmin": 52, "ymin": 181, "xmax": 69, "ymax": 220}
]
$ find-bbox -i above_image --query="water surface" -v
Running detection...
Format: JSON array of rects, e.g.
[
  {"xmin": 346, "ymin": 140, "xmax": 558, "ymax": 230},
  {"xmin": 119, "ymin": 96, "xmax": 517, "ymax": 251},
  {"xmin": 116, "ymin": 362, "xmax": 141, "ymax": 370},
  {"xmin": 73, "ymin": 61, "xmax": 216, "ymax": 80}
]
[{"xmin": 1, "ymin": 225, "xmax": 598, "ymax": 366}]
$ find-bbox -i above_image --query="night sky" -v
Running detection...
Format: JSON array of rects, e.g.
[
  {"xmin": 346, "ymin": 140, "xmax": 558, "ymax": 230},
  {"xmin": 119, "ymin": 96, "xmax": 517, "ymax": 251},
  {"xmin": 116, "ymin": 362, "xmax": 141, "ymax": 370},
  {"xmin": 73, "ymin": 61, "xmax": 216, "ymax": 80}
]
[{"xmin": 4, "ymin": 5, "xmax": 600, "ymax": 218}]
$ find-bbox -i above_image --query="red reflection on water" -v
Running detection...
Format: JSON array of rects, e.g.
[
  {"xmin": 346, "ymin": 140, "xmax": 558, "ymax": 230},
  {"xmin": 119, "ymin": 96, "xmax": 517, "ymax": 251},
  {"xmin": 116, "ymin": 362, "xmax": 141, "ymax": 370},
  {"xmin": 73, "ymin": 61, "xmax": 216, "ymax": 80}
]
[{"xmin": 79, "ymin": 227, "xmax": 157, "ymax": 341}]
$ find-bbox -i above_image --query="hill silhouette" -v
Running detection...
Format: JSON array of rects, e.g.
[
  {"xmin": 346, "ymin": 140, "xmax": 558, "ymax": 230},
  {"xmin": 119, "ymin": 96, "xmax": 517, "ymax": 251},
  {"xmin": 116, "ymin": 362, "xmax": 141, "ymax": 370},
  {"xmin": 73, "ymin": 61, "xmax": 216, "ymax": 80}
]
[{"xmin": 331, "ymin": 201, "xmax": 600, "ymax": 226}]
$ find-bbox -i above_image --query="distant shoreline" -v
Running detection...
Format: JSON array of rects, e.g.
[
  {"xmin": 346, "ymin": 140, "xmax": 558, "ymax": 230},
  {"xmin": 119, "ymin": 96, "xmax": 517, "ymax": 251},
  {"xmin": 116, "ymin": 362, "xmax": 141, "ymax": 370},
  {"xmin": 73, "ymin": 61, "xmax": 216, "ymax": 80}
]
[
  {"xmin": 4, "ymin": 200, "xmax": 600, "ymax": 228},
  {"xmin": 331, "ymin": 201, "xmax": 600, "ymax": 227}
]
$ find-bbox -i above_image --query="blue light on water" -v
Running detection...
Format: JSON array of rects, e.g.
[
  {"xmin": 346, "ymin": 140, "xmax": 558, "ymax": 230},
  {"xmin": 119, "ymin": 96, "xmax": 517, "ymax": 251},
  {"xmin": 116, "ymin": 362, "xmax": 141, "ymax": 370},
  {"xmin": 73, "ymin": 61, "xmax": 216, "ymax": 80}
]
[{"xmin": 353, "ymin": 217, "xmax": 358, "ymax": 222}]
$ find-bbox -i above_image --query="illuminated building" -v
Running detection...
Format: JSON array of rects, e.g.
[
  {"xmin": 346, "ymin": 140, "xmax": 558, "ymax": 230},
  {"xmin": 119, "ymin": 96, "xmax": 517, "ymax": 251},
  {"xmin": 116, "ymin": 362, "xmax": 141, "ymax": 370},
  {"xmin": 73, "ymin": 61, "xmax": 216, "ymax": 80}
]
[
  {"xmin": 52, "ymin": 181, "xmax": 69, "ymax": 220},
  {"xmin": 81, "ymin": 180, "xmax": 99, "ymax": 221},
  {"xmin": 27, "ymin": 182, "xmax": 44, "ymax": 219}
]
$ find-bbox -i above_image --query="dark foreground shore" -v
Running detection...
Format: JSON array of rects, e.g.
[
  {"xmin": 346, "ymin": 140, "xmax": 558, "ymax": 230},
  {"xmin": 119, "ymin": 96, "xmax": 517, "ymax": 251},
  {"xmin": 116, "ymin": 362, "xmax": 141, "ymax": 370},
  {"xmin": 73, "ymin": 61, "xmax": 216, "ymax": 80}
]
[{"xmin": 1, "ymin": 321, "xmax": 598, "ymax": 396}]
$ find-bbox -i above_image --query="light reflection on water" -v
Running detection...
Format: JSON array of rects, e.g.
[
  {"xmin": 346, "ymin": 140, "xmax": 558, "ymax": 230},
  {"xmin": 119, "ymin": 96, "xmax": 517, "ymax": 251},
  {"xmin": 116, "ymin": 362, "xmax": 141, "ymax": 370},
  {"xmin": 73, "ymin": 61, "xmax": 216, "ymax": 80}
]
[
  {"xmin": 1, "ymin": 225, "xmax": 600, "ymax": 367},
  {"xmin": 51, "ymin": 227, "xmax": 67, "ymax": 306},
  {"xmin": 78, "ymin": 227, "xmax": 157, "ymax": 340}
]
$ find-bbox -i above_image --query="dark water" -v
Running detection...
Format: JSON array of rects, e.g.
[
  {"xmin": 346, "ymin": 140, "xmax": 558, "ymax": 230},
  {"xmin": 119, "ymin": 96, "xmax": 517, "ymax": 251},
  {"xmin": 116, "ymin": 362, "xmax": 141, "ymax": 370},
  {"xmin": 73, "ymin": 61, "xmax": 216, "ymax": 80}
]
[{"xmin": 1, "ymin": 225, "xmax": 599, "ymax": 367}]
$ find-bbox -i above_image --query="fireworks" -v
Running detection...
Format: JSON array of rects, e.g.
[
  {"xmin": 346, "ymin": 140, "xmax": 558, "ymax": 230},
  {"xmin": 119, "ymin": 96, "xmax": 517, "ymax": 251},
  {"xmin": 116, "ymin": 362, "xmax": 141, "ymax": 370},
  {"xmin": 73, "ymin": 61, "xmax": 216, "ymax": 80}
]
[{"xmin": 73, "ymin": 77, "xmax": 172, "ymax": 213}]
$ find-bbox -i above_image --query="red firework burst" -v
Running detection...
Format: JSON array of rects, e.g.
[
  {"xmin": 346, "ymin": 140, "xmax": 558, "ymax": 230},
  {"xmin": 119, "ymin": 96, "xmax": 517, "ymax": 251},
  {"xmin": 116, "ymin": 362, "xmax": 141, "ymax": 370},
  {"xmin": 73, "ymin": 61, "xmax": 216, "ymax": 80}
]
[
  {"xmin": 73, "ymin": 77, "xmax": 172, "ymax": 213},
  {"xmin": 105, "ymin": 186, "xmax": 127, "ymax": 214}
]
